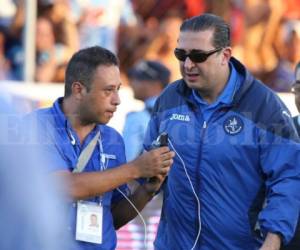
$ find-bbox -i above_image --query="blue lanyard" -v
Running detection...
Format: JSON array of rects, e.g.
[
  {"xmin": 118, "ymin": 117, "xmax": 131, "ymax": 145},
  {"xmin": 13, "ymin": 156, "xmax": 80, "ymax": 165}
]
[
  {"xmin": 98, "ymin": 132, "xmax": 106, "ymax": 171},
  {"xmin": 65, "ymin": 122, "xmax": 79, "ymax": 161}
]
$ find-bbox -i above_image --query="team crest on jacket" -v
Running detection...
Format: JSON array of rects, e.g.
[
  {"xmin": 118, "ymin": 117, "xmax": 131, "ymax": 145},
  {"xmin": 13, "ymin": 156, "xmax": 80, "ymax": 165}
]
[{"xmin": 223, "ymin": 116, "xmax": 244, "ymax": 135}]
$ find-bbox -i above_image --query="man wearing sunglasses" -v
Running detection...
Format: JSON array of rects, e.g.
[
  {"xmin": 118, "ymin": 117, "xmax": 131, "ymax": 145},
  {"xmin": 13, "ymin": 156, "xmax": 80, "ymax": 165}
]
[{"xmin": 144, "ymin": 13, "xmax": 300, "ymax": 250}]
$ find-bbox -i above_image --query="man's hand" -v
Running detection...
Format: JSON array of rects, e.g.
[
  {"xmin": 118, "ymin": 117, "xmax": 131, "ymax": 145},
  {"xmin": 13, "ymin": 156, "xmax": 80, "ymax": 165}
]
[
  {"xmin": 129, "ymin": 147, "xmax": 175, "ymax": 178},
  {"xmin": 143, "ymin": 174, "xmax": 167, "ymax": 198},
  {"xmin": 259, "ymin": 232, "xmax": 281, "ymax": 250}
]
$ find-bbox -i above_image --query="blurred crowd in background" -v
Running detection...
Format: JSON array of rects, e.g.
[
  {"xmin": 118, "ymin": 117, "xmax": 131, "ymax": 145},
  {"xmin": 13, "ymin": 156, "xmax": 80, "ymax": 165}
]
[{"xmin": 0, "ymin": 0, "xmax": 300, "ymax": 92}]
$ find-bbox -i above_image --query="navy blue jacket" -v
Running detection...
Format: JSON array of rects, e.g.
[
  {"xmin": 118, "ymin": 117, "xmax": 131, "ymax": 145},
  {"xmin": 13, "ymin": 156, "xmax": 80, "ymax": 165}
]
[{"xmin": 144, "ymin": 58, "xmax": 300, "ymax": 250}]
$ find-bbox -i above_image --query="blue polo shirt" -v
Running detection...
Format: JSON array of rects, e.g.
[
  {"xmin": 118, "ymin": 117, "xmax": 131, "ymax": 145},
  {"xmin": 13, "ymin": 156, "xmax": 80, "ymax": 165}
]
[
  {"xmin": 25, "ymin": 98, "xmax": 129, "ymax": 250},
  {"xmin": 191, "ymin": 63, "xmax": 242, "ymax": 121}
]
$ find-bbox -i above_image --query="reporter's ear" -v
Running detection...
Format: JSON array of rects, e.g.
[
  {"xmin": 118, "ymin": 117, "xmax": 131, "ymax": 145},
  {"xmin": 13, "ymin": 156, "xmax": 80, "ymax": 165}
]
[{"xmin": 72, "ymin": 82, "xmax": 86, "ymax": 100}]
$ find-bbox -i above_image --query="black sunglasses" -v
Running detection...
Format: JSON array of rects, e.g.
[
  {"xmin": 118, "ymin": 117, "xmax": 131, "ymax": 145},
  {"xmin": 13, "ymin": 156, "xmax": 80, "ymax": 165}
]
[{"xmin": 174, "ymin": 47, "xmax": 223, "ymax": 63}]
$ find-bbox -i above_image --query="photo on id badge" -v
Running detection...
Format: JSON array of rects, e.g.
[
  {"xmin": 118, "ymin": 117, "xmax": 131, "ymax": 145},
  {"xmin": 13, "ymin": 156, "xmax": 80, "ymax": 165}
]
[
  {"xmin": 89, "ymin": 214, "xmax": 99, "ymax": 229},
  {"xmin": 76, "ymin": 201, "xmax": 103, "ymax": 244}
]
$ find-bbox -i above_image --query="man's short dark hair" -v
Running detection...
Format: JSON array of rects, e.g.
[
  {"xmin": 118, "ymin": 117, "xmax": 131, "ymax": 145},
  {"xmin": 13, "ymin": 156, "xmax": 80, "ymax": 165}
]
[
  {"xmin": 180, "ymin": 13, "xmax": 230, "ymax": 49},
  {"xmin": 64, "ymin": 46, "xmax": 119, "ymax": 97}
]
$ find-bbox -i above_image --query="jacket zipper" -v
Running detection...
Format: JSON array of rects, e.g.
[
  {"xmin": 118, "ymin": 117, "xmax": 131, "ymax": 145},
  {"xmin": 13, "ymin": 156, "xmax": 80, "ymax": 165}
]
[
  {"xmin": 194, "ymin": 108, "xmax": 229, "ymax": 246},
  {"xmin": 192, "ymin": 117, "xmax": 208, "ymax": 247}
]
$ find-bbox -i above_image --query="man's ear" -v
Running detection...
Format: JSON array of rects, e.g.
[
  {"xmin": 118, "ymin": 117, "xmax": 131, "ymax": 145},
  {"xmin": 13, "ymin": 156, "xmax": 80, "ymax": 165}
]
[
  {"xmin": 71, "ymin": 82, "xmax": 86, "ymax": 100},
  {"xmin": 221, "ymin": 47, "xmax": 232, "ymax": 65}
]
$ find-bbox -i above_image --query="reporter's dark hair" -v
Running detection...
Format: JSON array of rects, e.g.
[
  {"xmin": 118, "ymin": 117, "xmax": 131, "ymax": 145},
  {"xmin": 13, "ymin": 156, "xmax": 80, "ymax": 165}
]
[
  {"xmin": 180, "ymin": 13, "xmax": 230, "ymax": 49},
  {"xmin": 64, "ymin": 46, "xmax": 119, "ymax": 97}
]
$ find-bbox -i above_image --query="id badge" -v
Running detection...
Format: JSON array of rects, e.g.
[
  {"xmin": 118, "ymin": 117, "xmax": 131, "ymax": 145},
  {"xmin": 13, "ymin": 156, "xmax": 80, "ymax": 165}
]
[{"xmin": 76, "ymin": 201, "xmax": 103, "ymax": 244}]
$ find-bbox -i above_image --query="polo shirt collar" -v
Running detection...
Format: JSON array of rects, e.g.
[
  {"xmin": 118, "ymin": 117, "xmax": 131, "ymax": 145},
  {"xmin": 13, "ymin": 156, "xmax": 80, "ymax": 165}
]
[
  {"xmin": 52, "ymin": 98, "xmax": 101, "ymax": 145},
  {"xmin": 192, "ymin": 62, "xmax": 238, "ymax": 107}
]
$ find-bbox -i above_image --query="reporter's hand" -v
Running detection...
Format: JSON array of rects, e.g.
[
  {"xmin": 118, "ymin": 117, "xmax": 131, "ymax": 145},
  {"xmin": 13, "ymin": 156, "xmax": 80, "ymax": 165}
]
[{"xmin": 129, "ymin": 147, "xmax": 174, "ymax": 178}]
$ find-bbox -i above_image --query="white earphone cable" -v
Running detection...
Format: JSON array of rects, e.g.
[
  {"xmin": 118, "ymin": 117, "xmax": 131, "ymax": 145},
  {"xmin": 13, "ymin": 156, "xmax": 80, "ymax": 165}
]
[
  {"xmin": 116, "ymin": 187, "xmax": 148, "ymax": 249},
  {"xmin": 168, "ymin": 139, "xmax": 201, "ymax": 250}
]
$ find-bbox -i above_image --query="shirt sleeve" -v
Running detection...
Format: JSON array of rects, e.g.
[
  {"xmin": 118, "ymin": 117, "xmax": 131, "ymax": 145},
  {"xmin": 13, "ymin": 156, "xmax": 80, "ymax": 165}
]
[{"xmin": 258, "ymin": 109, "xmax": 300, "ymax": 245}]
